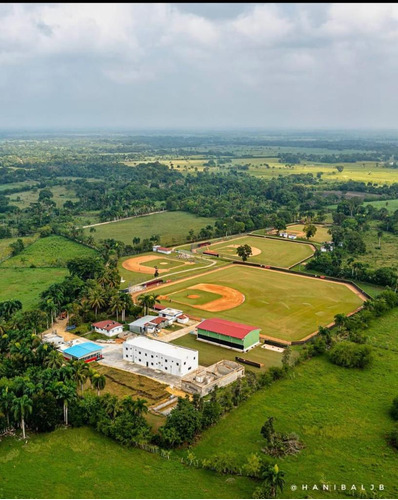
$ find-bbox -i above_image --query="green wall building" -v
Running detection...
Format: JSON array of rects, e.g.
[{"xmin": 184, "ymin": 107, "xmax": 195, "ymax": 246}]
[{"xmin": 197, "ymin": 318, "xmax": 260, "ymax": 351}]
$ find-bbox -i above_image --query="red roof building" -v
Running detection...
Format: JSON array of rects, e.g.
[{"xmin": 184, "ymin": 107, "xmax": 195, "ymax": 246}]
[
  {"xmin": 92, "ymin": 320, "xmax": 123, "ymax": 332},
  {"xmin": 197, "ymin": 318, "xmax": 260, "ymax": 351},
  {"xmin": 148, "ymin": 317, "xmax": 167, "ymax": 326},
  {"xmin": 153, "ymin": 304, "xmax": 166, "ymax": 311}
]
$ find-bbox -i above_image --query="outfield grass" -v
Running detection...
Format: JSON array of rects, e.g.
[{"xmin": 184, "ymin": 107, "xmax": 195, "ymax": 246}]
[
  {"xmin": 84, "ymin": 211, "xmax": 217, "ymax": 247},
  {"xmin": 0, "ymin": 427, "xmax": 255, "ymax": 499},
  {"xmin": 172, "ymin": 333, "xmax": 282, "ymax": 372},
  {"xmin": 156, "ymin": 265, "xmax": 364, "ymax": 342},
  {"xmin": 0, "ymin": 235, "xmax": 97, "ymax": 268},
  {"xmin": 0, "ymin": 267, "xmax": 68, "ymax": 309},
  {"xmin": 200, "ymin": 235, "xmax": 314, "ymax": 268},
  {"xmin": 191, "ymin": 309, "xmax": 398, "ymax": 499}
]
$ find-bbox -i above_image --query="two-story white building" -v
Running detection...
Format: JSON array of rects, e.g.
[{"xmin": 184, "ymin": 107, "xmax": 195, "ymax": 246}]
[{"xmin": 123, "ymin": 336, "xmax": 198, "ymax": 377}]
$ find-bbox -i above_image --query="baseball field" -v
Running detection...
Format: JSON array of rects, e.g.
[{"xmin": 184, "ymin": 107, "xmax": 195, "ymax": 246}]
[
  {"xmin": 151, "ymin": 264, "xmax": 365, "ymax": 343},
  {"xmin": 193, "ymin": 235, "xmax": 315, "ymax": 268}
]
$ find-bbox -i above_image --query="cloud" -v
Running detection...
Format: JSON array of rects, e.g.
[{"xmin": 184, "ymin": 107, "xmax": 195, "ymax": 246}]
[{"xmin": 0, "ymin": 3, "xmax": 398, "ymax": 128}]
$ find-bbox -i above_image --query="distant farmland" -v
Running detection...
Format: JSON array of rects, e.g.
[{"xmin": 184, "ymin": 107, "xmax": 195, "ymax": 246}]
[{"xmin": 84, "ymin": 211, "xmax": 217, "ymax": 247}]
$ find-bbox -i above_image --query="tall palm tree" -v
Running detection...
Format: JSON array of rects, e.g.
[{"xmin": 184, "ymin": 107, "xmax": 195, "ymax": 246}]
[
  {"xmin": 45, "ymin": 350, "xmax": 64, "ymax": 369},
  {"xmin": 12, "ymin": 394, "xmax": 32, "ymax": 439},
  {"xmin": 0, "ymin": 386, "xmax": 14, "ymax": 429},
  {"xmin": 0, "ymin": 300, "xmax": 22, "ymax": 320},
  {"xmin": 53, "ymin": 381, "xmax": 75, "ymax": 426},
  {"xmin": 119, "ymin": 293, "xmax": 132, "ymax": 322},
  {"xmin": 109, "ymin": 293, "xmax": 123, "ymax": 322},
  {"xmin": 90, "ymin": 372, "xmax": 106, "ymax": 396},
  {"xmin": 73, "ymin": 362, "xmax": 90, "ymax": 394},
  {"xmin": 41, "ymin": 298, "xmax": 57, "ymax": 328},
  {"xmin": 87, "ymin": 287, "xmax": 106, "ymax": 317}
]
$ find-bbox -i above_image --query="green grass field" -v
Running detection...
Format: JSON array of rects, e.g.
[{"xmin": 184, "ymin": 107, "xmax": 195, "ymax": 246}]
[
  {"xmin": 0, "ymin": 235, "xmax": 97, "ymax": 269},
  {"xmin": 7, "ymin": 185, "xmax": 79, "ymax": 209},
  {"xmin": 84, "ymin": 211, "xmax": 217, "ymax": 247},
  {"xmin": 198, "ymin": 236, "xmax": 314, "ymax": 268},
  {"xmin": 363, "ymin": 198, "xmax": 398, "ymax": 213},
  {"xmin": 0, "ymin": 235, "xmax": 39, "ymax": 262},
  {"xmin": 156, "ymin": 265, "xmax": 364, "ymax": 342},
  {"xmin": 191, "ymin": 309, "xmax": 398, "ymax": 498},
  {"xmin": 0, "ymin": 267, "xmax": 68, "ymax": 309},
  {"xmin": 253, "ymin": 225, "xmax": 332, "ymax": 244},
  {"xmin": 172, "ymin": 333, "xmax": 282, "ymax": 372},
  {"xmin": 0, "ymin": 427, "xmax": 255, "ymax": 499}
]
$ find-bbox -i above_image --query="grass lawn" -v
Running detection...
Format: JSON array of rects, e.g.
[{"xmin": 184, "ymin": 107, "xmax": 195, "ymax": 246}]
[
  {"xmin": 172, "ymin": 333, "xmax": 282, "ymax": 372},
  {"xmin": 0, "ymin": 267, "xmax": 68, "ymax": 309},
  {"xmin": 155, "ymin": 265, "xmax": 364, "ymax": 342},
  {"xmin": 351, "ymin": 225, "xmax": 398, "ymax": 271},
  {"xmin": 253, "ymin": 225, "xmax": 331, "ymax": 244},
  {"xmin": 0, "ymin": 235, "xmax": 97, "ymax": 268},
  {"xmin": 363, "ymin": 198, "xmax": 398, "ymax": 213},
  {"xmin": 191, "ymin": 309, "xmax": 398, "ymax": 498},
  {"xmin": 84, "ymin": 211, "xmax": 217, "ymax": 247},
  {"xmin": 201, "ymin": 235, "xmax": 314, "ymax": 268},
  {"xmin": 7, "ymin": 185, "xmax": 79, "ymax": 209},
  {"xmin": 0, "ymin": 427, "xmax": 255, "ymax": 499},
  {"xmin": 0, "ymin": 234, "xmax": 39, "ymax": 262}
]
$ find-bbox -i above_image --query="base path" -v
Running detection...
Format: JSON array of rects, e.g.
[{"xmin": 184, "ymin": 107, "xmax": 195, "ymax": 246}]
[{"xmin": 186, "ymin": 283, "xmax": 245, "ymax": 312}]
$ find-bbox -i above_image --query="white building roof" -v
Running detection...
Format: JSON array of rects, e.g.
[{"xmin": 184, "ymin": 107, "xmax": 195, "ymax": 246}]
[
  {"xmin": 125, "ymin": 336, "xmax": 198, "ymax": 358},
  {"xmin": 129, "ymin": 316, "xmax": 157, "ymax": 327},
  {"xmin": 161, "ymin": 307, "xmax": 183, "ymax": 316}
]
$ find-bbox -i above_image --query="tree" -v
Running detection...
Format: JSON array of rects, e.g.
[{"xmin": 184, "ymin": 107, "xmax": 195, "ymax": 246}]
[
  {"xmin": 236, "ymin": 244, "xmax": 253, "ymax": 262},
  {"xmin": 9, "ymin": 239, "xmax": 24, "ymax": 256},
  {"xmin": 378, "ymin": 230, "xmax": 383, "ymax": 249},
  {"xmin": 154, "ymin": 266, "xmax": 159, "ymax": 278},
  {"xmin": 137, "ymin": 293, "xmax": 160, "ymax": 315},
  {"xmin": 0, "ymin": 300, "xmax": 22, "ymax": 320},
  {"xmin": 391, "ymin": 396, "xmax": 398, "ymax": 421},
  {"xmin": 45, "ymin": 349, "xmax": 64, "ymax": 369},
  {"xmin": 91, "ymin": 371, "xmax": 106, "ymax": 396},
  {"xmin": 74, "ymin": 361, "xmax": 90, "ymax": 394},
  {"xmin": 67, "ymin": 257, "xmax": 105, "ymax": 281},
  {"xmin": 52, "ymin": 381, "xmax": 75, "ymax": 426},
  {"xmin": 329, "ymin": 341, "xmax": 373, "ymax": 369},
  {"xmin": 12, "ymin": 394, "xmax": 32, "ymax": 439},
  {"xmin": 281, "ymin": 347, "xmax": 292, "ymax": 371},
  {"xmin": 109, "ymin": 292, "xmax": 123, "ymax": 322},
  {"xmin": 87, "ymin": 286, "xmax": 106, "ymax": 317},
  {"xmin": 303, "ymin": 224, "xmax": 317, "ymax": 240},
  {"xmin": 259, "ymin": 464, "xmax": 285, "ymax": 499}
]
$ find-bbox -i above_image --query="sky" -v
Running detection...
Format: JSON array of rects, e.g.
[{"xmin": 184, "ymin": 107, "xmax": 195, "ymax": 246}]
[{"xmin": 1, "ymin": 3, "xmax": 398, "ymax": 130}]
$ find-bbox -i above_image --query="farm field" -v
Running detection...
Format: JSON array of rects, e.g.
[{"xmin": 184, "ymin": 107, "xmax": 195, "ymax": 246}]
[
  {"xmin": 84, "ymin": 211, "xmax": 217, "ymax": 247},
  {"xmin": 363, "ymin": 198, "xmax": 398, "ymax": 213},
  {"xmin": 253, "ymin": 225, "xmax": 331, "ymax": 244},
  {"xmin": 153, "ymin": 265, "xmax": 364, "ymax": 342},
  {"xmin": 0, "ymin": 234, "xmax": 39, "ymax": 261},
  {"xmin": 0, "ymin": 235, "xmax": 97, "ymax": 268},
  {"xmin": 172, "ymin": 333, "xmax": 282, "ymax": 372},
  {"xmin": 191, "ymin": 309, "xmax": 398, "ymax": 499},
  {"xmin": 7, "ymin": 185, "xmax": 79, "ymax": 209},
  {"xmin": 196, "ymin": 235, "xmax": 314, "ymax": 268},
  {"xmin": 119, "ymin": 252, "xmax": 213, "ymax": 286},
  {"xmin": 0, "ymin": 267, "xmax": 68, "ymax": 309},
  {"xmin": 0, "ymin": 427, "xmax": 255, "ymax": 499}
]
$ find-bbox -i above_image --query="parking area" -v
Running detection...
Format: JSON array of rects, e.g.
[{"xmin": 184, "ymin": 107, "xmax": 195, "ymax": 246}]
[{"xmin": 99, "ymin": 343, "xmax": 183, "ymax": 387}]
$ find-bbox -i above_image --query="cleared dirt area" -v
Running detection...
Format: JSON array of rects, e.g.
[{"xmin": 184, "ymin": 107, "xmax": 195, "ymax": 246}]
[
  {"xmin": 188, "ymin": 283, "xmax": 245, "ymax": 312},
  {"xmin": 122, "ymin": 254, "xmax": 171, "ymax": 274}
]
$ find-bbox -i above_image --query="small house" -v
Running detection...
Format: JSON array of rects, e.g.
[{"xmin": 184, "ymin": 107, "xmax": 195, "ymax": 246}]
[{"xmin": 92, "ymin": 320, "xmax": 123, "ymax": 337}]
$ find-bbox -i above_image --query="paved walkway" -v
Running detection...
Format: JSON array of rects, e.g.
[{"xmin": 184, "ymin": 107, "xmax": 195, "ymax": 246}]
[{"xmin": 149, "ymin": 322, "xmax": 199, "ymax": 342}]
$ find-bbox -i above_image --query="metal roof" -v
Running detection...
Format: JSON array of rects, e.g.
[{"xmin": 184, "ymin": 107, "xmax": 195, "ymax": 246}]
[
  {"xmin": 129, "ymin": 316, "xmax": 158, "ymax": 327},
  {"xmin": 198, "ymin": 318, "xmax": 260, "ymax": 340},
  {"xmin": 63, "ymin": 342, "xmax": 103, "ymax": 358},
  {"xmin": 124, "ymin": 336, "xmax": 198, "ymax": 358}
]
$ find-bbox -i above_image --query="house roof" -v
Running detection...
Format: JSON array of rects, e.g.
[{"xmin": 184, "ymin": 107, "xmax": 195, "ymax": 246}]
[
  {"xmin": 63, "ymin": 342, "xmax": 103, "ymax": 358},
  {"xmin": 125, "ymin": 336, "xmax": 198, "ymax": 357},
  {"xmin": 149, "ymin": 317, "xmax": 166, "ymax": 325},
  {"xmin": 198, "ymin": 318, "xmax": 260, "ymax": 340},
  {"xmin": 129, "ymin": 316, "xmax": 158, "ymax": 327},
  {"xmin": 153, "ymin": 304, "xmax": 166, "ymax": 311},
  {"xmin": 178, "ymin": 314, "xmax": 188, "ymax": 319},
  {"xmin": 92, "ymin": 320, "xmax": 122, "ymax": 331},
  {"xmin": 157, "ymin": 247, "xmax": 171, "ymax": 252}
]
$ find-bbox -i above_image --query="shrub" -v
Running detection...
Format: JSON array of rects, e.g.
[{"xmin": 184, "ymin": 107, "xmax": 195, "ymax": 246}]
[
  {"xmin": 329, "ymin": 341, "xmax": 373, "ymax": 369},
  {"xmin": 387, "ymin": 427, "xmax": 398, "ymax": 450},
  {"xmin": 391, "ymin": 397, "xmax": 398, "ymax": 421}
]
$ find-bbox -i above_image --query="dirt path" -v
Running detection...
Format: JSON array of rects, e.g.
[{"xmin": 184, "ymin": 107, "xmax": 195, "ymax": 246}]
[{"xmin": 82, "ymin": 210, "xmax": 167, "ymax": 229}]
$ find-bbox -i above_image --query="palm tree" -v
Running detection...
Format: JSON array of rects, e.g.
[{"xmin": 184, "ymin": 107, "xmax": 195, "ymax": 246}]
[
  {"xmin": 45, "ymin": 350, "xmax": 64, "ymax": 369},
  {"xmin": 0, "ymin": 386, "xmax": 14, "ymax": 429},
  {"xmin": 0, "ymin": 300, "xmax": 23, "ymax": 320},
  {"xmin": 137, "ymin": 294, "xmax": 160, "ymax": 315},
  {"xmin": 109, "ymin": 293, "xmax": 123, "ymax": 322},
  {"xmin": 261, "ymin": 464, "xmax": 285, "ymax": 498},
  {"xmin": 87, "ymin": 287, "xmax": 106, "ymax": 317},
  {"xmin": 90, "ymin": 372, "xmax": 106, "ymax": 396},
  {"xmin": 41, "ymin": 298, "xmax": 57, "ymax": 328},
  {"xmin": 73, "ymin": 362, "xmax": 90, "ymax": 394},
  {"xmin": 377, "ymin": 230, "xmax": 383, "ymax": 249},
  {"xmin": 12, "ymin": 394, "xmax": 32, "ymax": 439},
  {"xmin": 120, "ymin": 293, "xmax": 132, "ymax": 322},
  {"xmin": 53, "ymin": 381, "xmax": 75, "ymax": 426}
]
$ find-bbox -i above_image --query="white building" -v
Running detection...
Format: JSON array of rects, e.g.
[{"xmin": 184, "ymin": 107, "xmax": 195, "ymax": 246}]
[
  {"xmin": 152, "ymin": 245, "xmax": 172, "ymax": 255},
  {"xmin": 129, "ymin": 315, "xmax": 158, "ymax": 334},
  {"xmin": 92, "ymin": 320, "xmax": 123, "ymax": 337},
  {"xmin": 159, "ymin": 307, "xmax": 184, "ymax": 324},
  {"xmin": 123, "ymin": 336, "xmax": 198, "ymax": 376}
]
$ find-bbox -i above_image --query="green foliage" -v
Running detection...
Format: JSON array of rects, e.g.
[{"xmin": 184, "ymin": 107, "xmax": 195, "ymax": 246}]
[
  {"xmin": 329, "ymin": 341, "xmax": 373, "ymax": 369},
  {"xmin": 391, "ymin": 397, "xmax": 398, "ymax": 421}
]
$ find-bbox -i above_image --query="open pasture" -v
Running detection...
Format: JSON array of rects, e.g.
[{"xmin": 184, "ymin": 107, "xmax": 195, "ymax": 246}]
[
  {"xmin": 152, "ymin": 265, "xmax": 365, "ymax": 343},
  {"xmin": 258, "ymin": 224, "xmax": 332, "ymax": 244},
  {"xmin": 196, "ymin": 235, "xmax": 314, "ymax": 268},
  {"xmin": 84, "ymin": 211, "xmax": 217, "ymax": 247}
]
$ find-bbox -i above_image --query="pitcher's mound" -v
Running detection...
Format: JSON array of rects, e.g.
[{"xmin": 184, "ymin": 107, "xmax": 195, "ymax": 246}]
[{"xmin": 187, "ymin": 294, "xmax": 199, "ymax": 299}]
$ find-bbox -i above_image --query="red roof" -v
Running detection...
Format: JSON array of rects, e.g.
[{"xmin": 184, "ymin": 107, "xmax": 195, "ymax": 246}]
[
  {"xmin": 178, "ymin": 314, "xmax": 187, "ymax": 319},
  {"xmin": 198, "ymin": 318, "xmax": 259, "ymax": 339},
  {"xmin": 149, "ymin": 317, "xmax": 166, "ymax": 325},
  {"xmin": 153, "ymin": 304, "xmax": 166, "ymax": 311},
  {"xmin": 157, "ymin": 247, "xmax": 171, "ymax": 252},
  {"xmin": 92, "ymin": 320, "xmax": 123, "ymax": 331}
]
